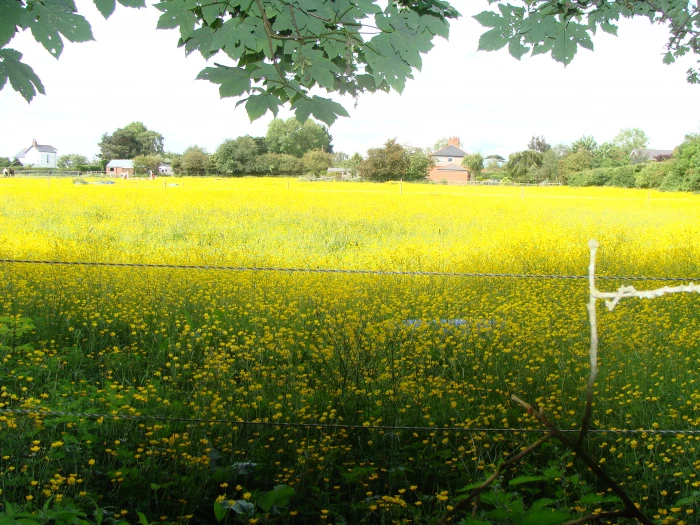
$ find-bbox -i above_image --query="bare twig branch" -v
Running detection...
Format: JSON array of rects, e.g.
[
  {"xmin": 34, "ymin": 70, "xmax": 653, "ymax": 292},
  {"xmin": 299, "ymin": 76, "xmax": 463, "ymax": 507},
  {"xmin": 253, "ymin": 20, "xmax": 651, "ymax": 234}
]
[
  {"xmin": 561, "ymin": 509, "xmax": 626, "ymax": 525},
  {"xmin": 436, "ymin": 432, "xmax": 554, "ymax": 525},
  {"xmin": 512, "ymin": 395, "xmax": 654, "ymax": 525}
]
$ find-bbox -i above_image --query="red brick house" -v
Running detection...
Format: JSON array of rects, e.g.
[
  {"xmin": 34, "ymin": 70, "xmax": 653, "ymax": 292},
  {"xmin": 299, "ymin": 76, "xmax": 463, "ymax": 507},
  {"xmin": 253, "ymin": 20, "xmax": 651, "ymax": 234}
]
[{"xmin": 428, "ymin": 137, "xmax": 471, "ymax": 183}]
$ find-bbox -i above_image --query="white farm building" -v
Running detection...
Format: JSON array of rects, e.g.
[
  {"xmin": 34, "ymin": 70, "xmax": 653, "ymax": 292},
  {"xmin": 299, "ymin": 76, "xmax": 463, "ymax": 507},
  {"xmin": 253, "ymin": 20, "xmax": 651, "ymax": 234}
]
[{"xmin": 14, "ymin": 139, "xmax": 58, "ymax": 168}]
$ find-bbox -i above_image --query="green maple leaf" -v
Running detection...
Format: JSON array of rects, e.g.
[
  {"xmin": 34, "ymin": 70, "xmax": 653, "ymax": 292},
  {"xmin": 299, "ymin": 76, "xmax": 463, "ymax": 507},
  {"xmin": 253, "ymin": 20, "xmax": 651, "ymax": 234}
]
[
  {"xmin": 0, "ymin": 48, "xmax": 45, "ymax": 102},
  {"xmin": 552, "ymin": 27, "xmax": 578, "ymax": 65},
  {"xmin": 154, "ymin": 0, "xmax": 198, "ymax": 40},
  {"xmin": 93, "ymin": 0, "xmax": 116, "ymax": 19},
  {"xmin": 0, "ymin": 1, "xmax": 24, "ymax": 48},
  {"xmin": 243, "ymin": 93, "xmax": 281, "ymax": 122},
  {"xmin": 292, "ymin": 95, "xmax": 349, "ymax": 126},
  {"xmin": 478, "ymin": 27, "xmax": 510, "ymax": 51},
  {"xmin": 196, "ymin": 66, "xmax": 252, "ymax": 98},
  {"xmin": 29, "ymin": 1, "xmax": 94, "ymax": 59}
]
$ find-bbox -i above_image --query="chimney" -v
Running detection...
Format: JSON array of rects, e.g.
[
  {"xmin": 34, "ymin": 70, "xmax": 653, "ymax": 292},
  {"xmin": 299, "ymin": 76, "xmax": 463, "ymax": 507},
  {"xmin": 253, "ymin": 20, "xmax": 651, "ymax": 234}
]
[
  {"xmin": 32, "ymin": 139, "xmax": 37, "ymax": 147},
  {"xmin": 447, "ymin": 136, "xmax": 460, "ymax": 147}
]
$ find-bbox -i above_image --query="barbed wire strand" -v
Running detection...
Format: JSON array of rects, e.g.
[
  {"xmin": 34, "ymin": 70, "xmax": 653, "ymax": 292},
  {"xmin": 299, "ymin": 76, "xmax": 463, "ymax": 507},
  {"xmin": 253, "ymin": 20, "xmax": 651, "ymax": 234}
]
[
  {"xmin": 0, "ymin": 259, "xmax": 696, "ymax": 282},
  {"xmin": 1, "ymin": 408, "xmax": 698, "ymax": 435}
]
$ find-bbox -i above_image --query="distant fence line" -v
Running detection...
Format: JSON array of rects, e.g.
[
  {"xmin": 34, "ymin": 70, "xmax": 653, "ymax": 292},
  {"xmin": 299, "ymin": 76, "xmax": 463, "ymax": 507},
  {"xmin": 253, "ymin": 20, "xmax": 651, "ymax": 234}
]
[
  {"xmin": 8, "ymin": 170, "xmax": 104, "ymax": 177},
  {"xmin": 0, "ymin": 258, "xmax": 696, "ymax": 282}
]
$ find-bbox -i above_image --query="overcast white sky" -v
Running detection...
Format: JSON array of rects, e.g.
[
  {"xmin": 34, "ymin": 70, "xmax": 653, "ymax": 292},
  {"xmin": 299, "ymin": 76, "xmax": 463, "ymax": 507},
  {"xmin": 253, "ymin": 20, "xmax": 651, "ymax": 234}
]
[{"xmin": 1, "ymin": 1, "xmax": 698, "ymax": 160}]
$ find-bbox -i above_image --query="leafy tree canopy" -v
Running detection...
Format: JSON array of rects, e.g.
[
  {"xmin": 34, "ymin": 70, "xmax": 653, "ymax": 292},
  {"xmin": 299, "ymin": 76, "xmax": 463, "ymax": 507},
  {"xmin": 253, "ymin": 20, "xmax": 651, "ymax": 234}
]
[
  {"xmin": 3, "ymin": 1, "xmax": 698, "ymax": 126},
  {"xmin": 181, "ymin": 145, "xmax": 211, "ymax": 175},
  {"xmin": 99, "ymin": 121, "xmax": 165, "ymax": 160},
  {"xmin": 265, "ymin": 118, "xmax": 332, "ymax": 158},
  {"xmin": 215, "ymin": 135, "xmax": 260, "ymax": 174},
  {"xmin": 505, "ymin": 149, "xmax": 543, "ymax": 180},
  {"xmin": 612, "ymin": 127, "xmax": 650, "ymax": 156},
  {"xmin": 570, "ymin": 135, "xmax": 598, "ymax": 152},
  {"xmin": 132, "ymin": 154, "xmax": 163, "ymax": 173},
  {"xmin": 432, "ymin": 138, "xmax": 451, "ymax": 152},
  {"xmin": 662, "ymin": 132, "xmax": 700, "ymax": 191},
  {"xmin": 404, "ymin": 145, "xmax": 434, "ymax": 181},
  {"xmin": 302, "ymin": 149, "xmax": 333, "ymax": 176},
  {"xmin": 57, "ymin": 153, "xmax": 89, "ymax": 168},
  {"xmin": 528, "ymin": 135, "xmax": 551, "ymax": 153},
  {"xmin": 559, "ymin": 147, "xmax": 595, "ymax": 177},
  {"xmin": 358, "ymin": 138, "xmax": 409, "ymax": 181},
  {"xmin": 462, "ymin": 152, "xmax": 485, "ymax": 179}
]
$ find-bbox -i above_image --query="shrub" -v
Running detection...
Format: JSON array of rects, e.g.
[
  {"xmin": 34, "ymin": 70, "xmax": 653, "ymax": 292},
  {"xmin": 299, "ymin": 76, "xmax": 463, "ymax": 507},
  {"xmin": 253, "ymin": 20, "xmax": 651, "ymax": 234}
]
[
  {"xmin": 606, "ymin": 165, "xmax": 641, "ymax": 188},
  {"xmin": 567, "ymin": 165, "xmax": 641, "ymax": 188},
  {"xmin": 635, "ymin": 160, "xmax": 675, "ymax": 189},
  {"xmin": 75, "ymin": 164, "xmax": 104, "ymax": 172},
  {"xmin": 567, "ymin": 168, "xmax": 611, "ymax": 187},
  {"xmin": 660, "ymin": 133, "xmax": 700, "ymax": 192}
]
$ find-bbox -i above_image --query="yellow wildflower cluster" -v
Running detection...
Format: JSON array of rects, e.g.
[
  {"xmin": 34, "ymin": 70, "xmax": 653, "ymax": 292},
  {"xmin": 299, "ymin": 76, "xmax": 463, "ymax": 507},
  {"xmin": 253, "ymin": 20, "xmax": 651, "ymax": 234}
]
[{"xmin": 0, "ymin": 178, "xmax": 698, "ymax": 522}]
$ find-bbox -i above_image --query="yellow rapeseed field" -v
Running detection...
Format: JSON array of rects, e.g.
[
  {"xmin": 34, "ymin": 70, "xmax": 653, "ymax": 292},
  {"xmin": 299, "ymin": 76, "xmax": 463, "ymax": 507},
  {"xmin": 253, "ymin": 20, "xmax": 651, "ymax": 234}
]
[{"xmin": 0, "ymin": 177, "xmax": 699, "ymax": 524}]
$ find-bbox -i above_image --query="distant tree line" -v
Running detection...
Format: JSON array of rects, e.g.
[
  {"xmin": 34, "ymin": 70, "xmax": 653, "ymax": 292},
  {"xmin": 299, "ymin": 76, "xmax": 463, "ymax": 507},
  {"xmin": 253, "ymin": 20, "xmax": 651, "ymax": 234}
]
[
  {"xmin": 13, "ymin": 122, "xmax": 698, "ymax": 192},
  {"xmin": 488, "ymin": 128, "xmax": 700, "ymax": 192},
  {"xmin": 92, "ymin": 118, "xmax": 336, "ymax": 177}
]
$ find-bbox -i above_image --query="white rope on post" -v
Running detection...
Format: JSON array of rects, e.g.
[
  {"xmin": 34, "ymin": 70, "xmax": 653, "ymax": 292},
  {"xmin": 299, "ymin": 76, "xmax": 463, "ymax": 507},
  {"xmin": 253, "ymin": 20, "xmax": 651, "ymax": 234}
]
[{"xmin": 580, "ymin": 239, "xmax": 699, "ymax": 443}]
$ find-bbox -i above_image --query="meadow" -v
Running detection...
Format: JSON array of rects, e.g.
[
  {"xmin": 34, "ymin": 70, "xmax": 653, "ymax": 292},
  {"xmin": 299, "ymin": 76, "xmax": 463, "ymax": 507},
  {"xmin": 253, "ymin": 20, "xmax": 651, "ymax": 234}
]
[{"xmin": 0, "ymin": 177, "xmax": 699, "ymax": 525}]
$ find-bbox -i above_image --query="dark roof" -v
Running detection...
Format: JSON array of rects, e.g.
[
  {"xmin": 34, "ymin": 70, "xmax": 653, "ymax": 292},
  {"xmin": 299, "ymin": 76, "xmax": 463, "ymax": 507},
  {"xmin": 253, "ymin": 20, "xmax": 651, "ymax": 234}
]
[
  {"xmin": 437, "ymin": 163, "xmax": 468, "ymax": 171},
  {"xmin": 432, "ymin": 145, "xmax": 467, "ymax": 157},
  {"xmin": 14, "ymin": 143, "xmax": 57, "ymax": 157},
  {"xmin": 630, "ymin": 148, "xmax": 673, "ymax": 161}
]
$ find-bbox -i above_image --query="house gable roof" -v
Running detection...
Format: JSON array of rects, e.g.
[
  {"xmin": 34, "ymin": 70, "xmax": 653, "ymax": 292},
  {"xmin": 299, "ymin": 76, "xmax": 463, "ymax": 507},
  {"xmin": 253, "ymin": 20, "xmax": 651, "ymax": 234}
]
[
  {"xmin": 630, "ymin": 148, "xmax": 673, "ymax": 161},
  {"xmin": 106, "ymin": 159, "xmax": 134, "ymax": 168},
  {"xmin": 14, "ymin": 143, "xmax": 57, "ymax": 158},
  {"xmin": 432, "ymin": 145, "xmax": 467, "ymax": 157}
]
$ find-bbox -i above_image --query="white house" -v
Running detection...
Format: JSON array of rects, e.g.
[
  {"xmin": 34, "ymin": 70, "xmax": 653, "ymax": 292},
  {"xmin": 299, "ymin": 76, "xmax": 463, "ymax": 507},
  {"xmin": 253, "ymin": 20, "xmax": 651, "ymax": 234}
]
[{"xmin": 14, "ymin": 139, "xmax": 58, "ymax": 168}]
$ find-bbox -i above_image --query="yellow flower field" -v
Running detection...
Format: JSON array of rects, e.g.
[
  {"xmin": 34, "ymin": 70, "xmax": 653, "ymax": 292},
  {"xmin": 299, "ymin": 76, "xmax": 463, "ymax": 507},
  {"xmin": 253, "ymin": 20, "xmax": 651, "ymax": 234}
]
[{"xmin": 0, "ymin": 177, "xmax": 699, "ymax": 524}]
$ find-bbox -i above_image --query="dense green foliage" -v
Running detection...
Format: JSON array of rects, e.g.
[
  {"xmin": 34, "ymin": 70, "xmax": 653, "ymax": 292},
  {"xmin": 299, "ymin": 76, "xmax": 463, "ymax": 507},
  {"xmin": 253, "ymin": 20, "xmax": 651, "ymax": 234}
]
[
  {"xmin": 358, "ymin": 139, "xmax": 409, "ymax": 181},
  {"xmin": 98, "ymin": 122, "xmax": 165, "ymax": 161},
  {"xmin": 404, "ymin": 147, "xmax": 434, "ymax": 181},
  {"xmin": 57, "ymin": 153, "xmax": 89, "ymax": 168},
  {"xmin": 180, "ymin": 145, "xmax": 212, "ymax": 175},
  {"xmin": 214, "ymin": 136, "xmax": 260, "ymax": 175},
  {"xmin": 132, "ymin": 154, "xmax": 163, "ymax": 174},
  {"xmin": 567, "ymin": 164, "xmax": 642, "ymax": 188},
  {"xmin": 661, "ymin": 133, "xmax": 700, "ymax": 191},
  {"xmin": 561, "ymin": 134, "xmax": 700, "ymax": 191},
  {"xmin": 2, "ymin": 2, "xmax": 698, "ymax": 123},
  {"xmin": 505, "ymin": 150, "xmax": 543, "ymax": 181},
  {"xmin": 462, "ymin": 153, "xmax": 485, "ymax": 180},
  {"xmin": 265, "ymin": 118, "xmax": 332, "ymax": 158}
]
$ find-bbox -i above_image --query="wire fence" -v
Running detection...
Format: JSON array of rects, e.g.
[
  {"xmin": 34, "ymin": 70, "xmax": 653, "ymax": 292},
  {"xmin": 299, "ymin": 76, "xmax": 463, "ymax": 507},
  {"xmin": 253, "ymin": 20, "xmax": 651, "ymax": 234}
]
[
  {"xmin": 1, "ymin": 257, "xmax": 699, "ymax": 438},
  {"xmin": 1, "ymin": 258, "xmax": 697, "ymax": 282}
]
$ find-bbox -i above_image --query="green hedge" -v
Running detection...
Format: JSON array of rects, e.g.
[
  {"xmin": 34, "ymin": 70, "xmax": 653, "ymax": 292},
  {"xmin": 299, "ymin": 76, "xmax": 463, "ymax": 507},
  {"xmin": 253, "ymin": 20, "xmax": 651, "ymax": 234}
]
[
  {"xmin": 568, "ymin": 164, "xmax": 648, "ymax": 188},
  {"xmin": 634, "ymin": 160, "xmax": 675, "ymax": 189},
  {"xmin": 75, "ymin": 164, "xmax": 104, "ymax": 172}
]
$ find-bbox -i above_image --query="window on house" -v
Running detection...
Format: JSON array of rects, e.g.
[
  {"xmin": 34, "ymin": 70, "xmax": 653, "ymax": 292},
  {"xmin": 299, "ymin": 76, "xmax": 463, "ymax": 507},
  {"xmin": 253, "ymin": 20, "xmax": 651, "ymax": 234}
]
[
  {"xmin": 46, "ymin": 155, "xmax": 50, "ymax": 163},
  {"xmin": 448, "ymin": 157, "xmax": 453, "ymax": 163}
]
